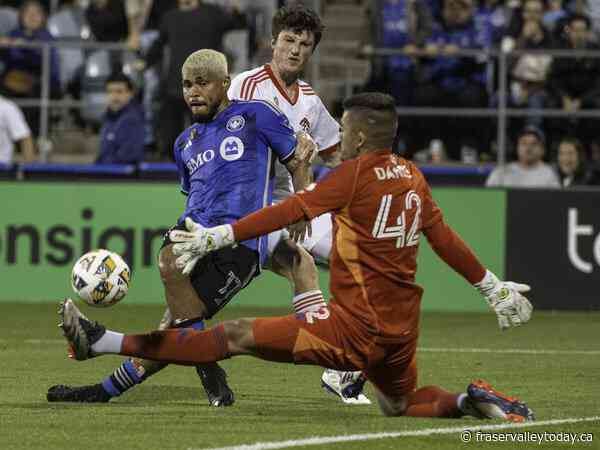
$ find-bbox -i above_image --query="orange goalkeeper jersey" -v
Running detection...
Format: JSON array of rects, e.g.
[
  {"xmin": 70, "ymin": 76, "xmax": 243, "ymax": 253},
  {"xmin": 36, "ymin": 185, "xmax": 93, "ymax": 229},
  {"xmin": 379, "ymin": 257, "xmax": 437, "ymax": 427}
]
[{"xmin": 233, "ymin": 149, "xmax": 486, "ymax": 341}]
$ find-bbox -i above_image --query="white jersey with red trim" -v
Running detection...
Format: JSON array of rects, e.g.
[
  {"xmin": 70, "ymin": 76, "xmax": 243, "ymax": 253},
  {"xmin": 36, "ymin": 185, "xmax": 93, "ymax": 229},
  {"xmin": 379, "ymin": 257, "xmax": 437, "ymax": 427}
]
[{"xmin": 229, "ymin": 64, "xmax": 340, "ymax": 201}]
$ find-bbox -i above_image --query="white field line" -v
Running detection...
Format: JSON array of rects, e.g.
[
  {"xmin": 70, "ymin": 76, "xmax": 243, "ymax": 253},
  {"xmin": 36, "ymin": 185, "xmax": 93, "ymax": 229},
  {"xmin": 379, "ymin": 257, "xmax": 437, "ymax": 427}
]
[
  {"xmin": 418, "ymin": 347, "xmax": 600, "ymax": 356},
  {"xmin": 197, "ymin": 416, "xmax": 600, "ymax": 450},
  {"xmin": 11, "ymin": 340, "xmax": 600, "ymax": 355}
]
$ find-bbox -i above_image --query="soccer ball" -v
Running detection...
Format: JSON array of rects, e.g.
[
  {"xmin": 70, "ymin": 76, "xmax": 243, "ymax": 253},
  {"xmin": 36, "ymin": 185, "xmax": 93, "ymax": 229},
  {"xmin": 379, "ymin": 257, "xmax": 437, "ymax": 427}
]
[{"xmin": 71, "ymin": 249, "xmax": 131, "ymax": 307}]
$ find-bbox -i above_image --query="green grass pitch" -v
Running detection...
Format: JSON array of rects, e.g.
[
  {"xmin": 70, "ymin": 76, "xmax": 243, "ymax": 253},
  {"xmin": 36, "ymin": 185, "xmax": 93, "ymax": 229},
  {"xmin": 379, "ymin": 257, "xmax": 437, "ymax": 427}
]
[{"xmin": 1, "ymin": 303, "xmax": 599, "ymax": 450}]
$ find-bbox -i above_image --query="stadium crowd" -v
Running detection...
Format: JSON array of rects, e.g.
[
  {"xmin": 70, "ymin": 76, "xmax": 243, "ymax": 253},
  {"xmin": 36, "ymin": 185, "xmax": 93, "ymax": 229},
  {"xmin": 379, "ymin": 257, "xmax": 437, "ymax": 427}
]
[{"xmin": 0, "ymin": 0, "xmax": 598, "ymax": 187}]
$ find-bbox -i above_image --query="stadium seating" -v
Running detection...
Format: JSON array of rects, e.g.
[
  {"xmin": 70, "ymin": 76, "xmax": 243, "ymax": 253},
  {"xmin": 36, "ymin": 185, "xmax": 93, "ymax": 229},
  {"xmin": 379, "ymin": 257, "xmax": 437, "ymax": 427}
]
[{"xmin": 48, "ymin": 7, "xmax": 87, "ymax": 93}]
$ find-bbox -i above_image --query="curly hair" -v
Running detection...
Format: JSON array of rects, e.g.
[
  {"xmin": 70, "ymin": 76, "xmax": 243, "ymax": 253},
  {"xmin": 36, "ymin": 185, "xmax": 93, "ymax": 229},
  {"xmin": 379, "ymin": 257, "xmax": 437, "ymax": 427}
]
[
  {"xmin": 272, "ymin": 4, "xmax": 325, "ymax": 50},
  {"xmin": 182, "ymin": 49, "xmax": 229, "ymax": 81}
]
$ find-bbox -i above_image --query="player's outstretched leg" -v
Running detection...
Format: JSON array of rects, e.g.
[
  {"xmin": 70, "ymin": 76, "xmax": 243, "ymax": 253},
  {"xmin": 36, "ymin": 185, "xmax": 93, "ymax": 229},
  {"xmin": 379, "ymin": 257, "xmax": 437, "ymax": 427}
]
[
  {"xmin": 58, "ymin": 298, "xmax": 107, "ymax": 360},
  {"xmin": 463, "ymin": 380, "xmax": 535, "ymax": 422},
  {"xmin": 48, "ymin": 308, "xmax": 173, "ymax": 403},
  {"xmin": 58, "ymin": 298, "xmax": 244, "ymax": 365},
  {"xmin": 46, "ymin": 358, "xmax": 161, "ymax": 403},
  {"xmin": 272, "ymin": 238, "xmax": 370, "ymax": 405},
  {"xmin": 159, "ymin": 243, "xmax": 237, "ymax": 407},
  {"xmin": 373, "ymin": 383, "xmax": 534, "ymax": 422}
]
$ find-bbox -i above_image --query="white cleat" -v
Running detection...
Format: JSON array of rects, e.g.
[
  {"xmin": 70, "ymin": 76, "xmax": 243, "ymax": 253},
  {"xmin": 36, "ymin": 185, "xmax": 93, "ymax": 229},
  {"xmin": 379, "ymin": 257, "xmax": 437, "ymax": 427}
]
[{"xmin": 321, "ymin": 369, "xmax": 371, "ymax": 405}]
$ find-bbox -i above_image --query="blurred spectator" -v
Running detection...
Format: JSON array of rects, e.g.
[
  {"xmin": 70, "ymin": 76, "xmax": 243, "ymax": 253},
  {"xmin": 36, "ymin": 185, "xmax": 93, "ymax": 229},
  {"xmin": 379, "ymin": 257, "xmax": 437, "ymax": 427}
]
[
  {"xmin": 554, "ymin": 136, "xmax": 599, "ymax": 186},
  {"xmin": 0, "ymin": 0, "xmax": 61, "ymax": 137},
  {"xmin": 426, "ymin": 0, "xmax": 442, "ymax": 19},
  {"xmin": 85, "ymin": 0, "xmax": 128, "ymax": 43},
  {"xmin": 547, "ymin": 14, "xmax": 600, "ymax": 146},
  {"xmin": 503, "ymin": 0, "xmax": 556, "ymax": 51},
  {"xmin": 412, "ymin": 0, "xmax": 489, "ymax": 161},
  {"xmin": 503, "ymin": 53, "xmax": 551, "ymax": 130},
  {"xmin": 123, "ymin": 0, "xmax": 154, "ymax": 50},
  {"xmin": 500, "ymin": 0, "xmax": 556, "ymax": 136},
  {"xmin": 564, "ymin": 1, "xmax": 597, "ymax": 24},
  {"xmin": 0, "ymin": 5, "xmax": 18, "ymax": 36},
  {"xmin": 580, "ymin": 0, "xmax": 600, "ymax": 37},
  {"xmin": 96, "ymin": 72, "xmax": 144, "ymax": 164},
  {"xmin": 145, "ymin": 0, "xmax": 246, "ymax": 159},
  {"xmin": 362, "ymin": 0, "xmax": 433, "ymax": 105},
  {"xmin": 486, "ymin": 125, "xmax": 560, "ymax": 187},
  {"xmin": 543, "ymin": 0, "xmax": 568, "ymax": 33},
  {"xmin": 474, "ymin": 0, "xmax": 510, "ymax": 47},
  {"xmin": 0, "ymin": 93, "xmax": 35, "ymax": 163},
  {"xmin": 143, "ymin": 0, "xmax": 177, "ymax": 32}
]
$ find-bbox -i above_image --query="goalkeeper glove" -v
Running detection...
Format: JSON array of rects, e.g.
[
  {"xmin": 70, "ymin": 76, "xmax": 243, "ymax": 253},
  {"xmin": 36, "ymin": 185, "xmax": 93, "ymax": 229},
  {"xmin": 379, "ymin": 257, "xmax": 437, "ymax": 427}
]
[
  {"xmin": 169, "ymin": 217, "xmax": 235, "ymax": 275},
  {"xmin": 474, "ymin": 270, "xmax": 533, "ymax": 331}
]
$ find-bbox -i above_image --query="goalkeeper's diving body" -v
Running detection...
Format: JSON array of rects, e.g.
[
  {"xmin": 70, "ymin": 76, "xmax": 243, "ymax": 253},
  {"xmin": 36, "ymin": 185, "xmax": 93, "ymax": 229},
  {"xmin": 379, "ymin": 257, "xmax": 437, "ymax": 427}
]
[{"xmin": 58, "ymin": 92, "xmax": 535, "ymax": 421}]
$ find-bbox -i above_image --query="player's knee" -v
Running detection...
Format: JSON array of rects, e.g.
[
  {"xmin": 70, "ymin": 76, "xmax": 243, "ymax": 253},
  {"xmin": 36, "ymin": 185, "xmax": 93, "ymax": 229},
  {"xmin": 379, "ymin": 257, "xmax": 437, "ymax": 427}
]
[
  {"xmin": 380, "ymin": 404, "xmax": 407, "ymax": 417},
  {"xmin": 158, "ymin": 246, "xmax": 182, "ymax": 284},
  {"xmin": 222, "ymin": 319, "xmax": 255, "ymax": 355},
  {"xmin": 375, "ymin": 392, "xmax": 408, "ymax": 417}
]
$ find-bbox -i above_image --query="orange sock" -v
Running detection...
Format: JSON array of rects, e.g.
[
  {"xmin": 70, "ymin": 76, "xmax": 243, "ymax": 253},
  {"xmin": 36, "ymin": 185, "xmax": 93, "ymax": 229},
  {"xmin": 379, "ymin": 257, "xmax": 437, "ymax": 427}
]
[
  {"xmin": 120, "ymin": 324, "xmax": 229, "ymax": 365},
  {"xmin": 404, "ymin": 385, "xmax": 463, "ymax": 418}
]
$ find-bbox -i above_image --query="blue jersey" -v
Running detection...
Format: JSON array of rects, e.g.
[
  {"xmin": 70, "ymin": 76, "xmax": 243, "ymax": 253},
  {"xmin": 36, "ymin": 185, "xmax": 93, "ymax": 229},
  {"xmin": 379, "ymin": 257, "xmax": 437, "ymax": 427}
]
[{"xmin": 174, "ymin": 99, "xmax": 296, "ymax": 265}]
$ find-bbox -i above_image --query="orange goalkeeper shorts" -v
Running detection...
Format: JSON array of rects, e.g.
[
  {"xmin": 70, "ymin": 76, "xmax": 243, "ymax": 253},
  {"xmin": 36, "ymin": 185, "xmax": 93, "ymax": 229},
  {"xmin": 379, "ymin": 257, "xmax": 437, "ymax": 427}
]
[{"xmin": 252, "ymin": 303, "xmax": 417, "ymax": 399}]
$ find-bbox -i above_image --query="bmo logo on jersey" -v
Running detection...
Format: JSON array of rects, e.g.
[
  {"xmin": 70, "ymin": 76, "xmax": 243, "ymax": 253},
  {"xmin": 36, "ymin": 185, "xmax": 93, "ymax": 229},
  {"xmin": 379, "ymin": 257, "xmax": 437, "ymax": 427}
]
[
  {"xmin": 220, "ymin": 136, "xmax": 244, "ymax": 161},
  {"xmin": 186, "ymin": 149, "xmax": 215, "ymax": 174}
]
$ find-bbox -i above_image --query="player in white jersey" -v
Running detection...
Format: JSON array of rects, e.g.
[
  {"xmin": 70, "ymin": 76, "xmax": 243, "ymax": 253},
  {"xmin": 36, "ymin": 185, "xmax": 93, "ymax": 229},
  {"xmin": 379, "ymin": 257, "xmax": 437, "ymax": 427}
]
[
  {"xmin": 228, "ymin": 4, "xmax": 369, "ymax": 404},
  {"xmin": 229, "ymin": 66, "xmax": 335, "ymax": 259}
]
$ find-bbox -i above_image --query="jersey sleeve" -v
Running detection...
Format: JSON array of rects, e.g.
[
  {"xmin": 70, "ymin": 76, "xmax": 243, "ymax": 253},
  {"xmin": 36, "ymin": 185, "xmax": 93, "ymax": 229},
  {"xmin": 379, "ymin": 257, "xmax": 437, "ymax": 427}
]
[
  {"xmin": 6, "ymin": 102, "xmax": 31, "ymax": 141},
  {"xmin": 255, "ymin": 102, "xmax": 297, "ymax": 164},
  {"xmin": 312, "ymin": 96, "xmax": 340, "ymax": 154},
  {"xmin": 414, "ymin": 166, "xmax": 443, "ymax": 230},
  {"xmin": 294, "ymin": 157, "xmax": 359, "ymax": 218},
  {"xmin": 228, "ymin": 73, "xmax": 244, "ymax": 100},
  {"xmin": 173, "ymin": 136, "xmax": 190, "ymax": 196},
  {"xmin": 232, "ymin": 158, "xmax": 359, "ymax": 242}
]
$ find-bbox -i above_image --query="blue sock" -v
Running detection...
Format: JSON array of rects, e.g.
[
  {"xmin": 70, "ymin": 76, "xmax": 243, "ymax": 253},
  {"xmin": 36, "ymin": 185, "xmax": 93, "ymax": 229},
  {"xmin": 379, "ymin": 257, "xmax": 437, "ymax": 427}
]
[
  {"xmin": 101, "ymin": 358, "xmax": 147, "ymax": 398},
  {"xmin": 190, "ymin": 320, "xmax": 205, "ymax": 331},
  {"xmin": 173, "ymin": 318, "xmax": 206, "ymax": 330},
  {"xmin": 100, "ymin": 319, "xmax": 206, "ymax": 397}
]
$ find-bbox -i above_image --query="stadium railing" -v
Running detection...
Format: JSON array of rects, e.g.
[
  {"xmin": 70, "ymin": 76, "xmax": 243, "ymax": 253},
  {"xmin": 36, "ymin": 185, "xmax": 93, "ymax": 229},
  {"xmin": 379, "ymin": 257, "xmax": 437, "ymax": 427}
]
[
  {"xmin": 3, "ymin": 40, "xmax": 600, "ymax": 172},
  {"xmin": 329, "ymin": 46, "xmax": 600, "ymax": 167},
  {"xmin": 1, "ymin": 161, "xmax": 492, "ymax": 186}
]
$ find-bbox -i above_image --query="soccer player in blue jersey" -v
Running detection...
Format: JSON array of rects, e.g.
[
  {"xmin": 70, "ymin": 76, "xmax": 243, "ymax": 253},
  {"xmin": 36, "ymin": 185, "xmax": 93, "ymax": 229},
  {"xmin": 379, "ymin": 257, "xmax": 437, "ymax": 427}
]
[{"xmin": 47, "ymin": 49, "xmax": 315, "ymax": 406}]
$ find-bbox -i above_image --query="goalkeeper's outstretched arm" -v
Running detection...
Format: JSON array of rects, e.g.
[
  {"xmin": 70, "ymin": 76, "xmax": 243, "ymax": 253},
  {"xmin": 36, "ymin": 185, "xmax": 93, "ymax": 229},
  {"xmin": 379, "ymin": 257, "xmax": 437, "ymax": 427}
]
[{"xmin": 423, "ymin": 220, "xmax": 533, "ymax": 330}]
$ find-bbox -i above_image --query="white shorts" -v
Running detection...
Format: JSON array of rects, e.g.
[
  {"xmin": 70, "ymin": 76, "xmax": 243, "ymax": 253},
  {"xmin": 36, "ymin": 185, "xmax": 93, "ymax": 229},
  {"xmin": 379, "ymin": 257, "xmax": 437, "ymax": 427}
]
[{"xmin": 267, "ymin": 212, "xmax": 332, "ymax": 264}]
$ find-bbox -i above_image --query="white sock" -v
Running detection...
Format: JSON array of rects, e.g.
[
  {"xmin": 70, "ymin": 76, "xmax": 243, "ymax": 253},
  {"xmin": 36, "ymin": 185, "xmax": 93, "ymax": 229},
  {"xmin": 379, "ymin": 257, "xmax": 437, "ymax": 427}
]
[
  {"xmin": 457, "ymin": 393, "xmax": 468, "ymax": 413},
  {"xmin": 292, "ymin": 290, "xmax": 326, "ymax": 314},
  {"xmin": 91, "ymin": 330, "xmax": 124, "ymax": 354}
]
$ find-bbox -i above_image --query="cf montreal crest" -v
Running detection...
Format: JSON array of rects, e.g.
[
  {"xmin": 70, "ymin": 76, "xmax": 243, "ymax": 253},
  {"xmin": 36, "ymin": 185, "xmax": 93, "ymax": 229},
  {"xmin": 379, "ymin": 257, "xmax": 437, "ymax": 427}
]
[
  {"xmin": 220, "ymin": 136, "xmax": 245, "ymax": 161},
  {"xmin": 226, "ymin": 115, "xmax": 245, "ymax": 132}
]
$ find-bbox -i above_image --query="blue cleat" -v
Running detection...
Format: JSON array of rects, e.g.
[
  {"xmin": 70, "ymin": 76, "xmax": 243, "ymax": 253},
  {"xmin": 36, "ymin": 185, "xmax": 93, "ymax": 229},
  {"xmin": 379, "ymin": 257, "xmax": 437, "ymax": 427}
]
[{"xmin": 466, "ymin": 380, "xmax": 535, "ymax": 422}]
